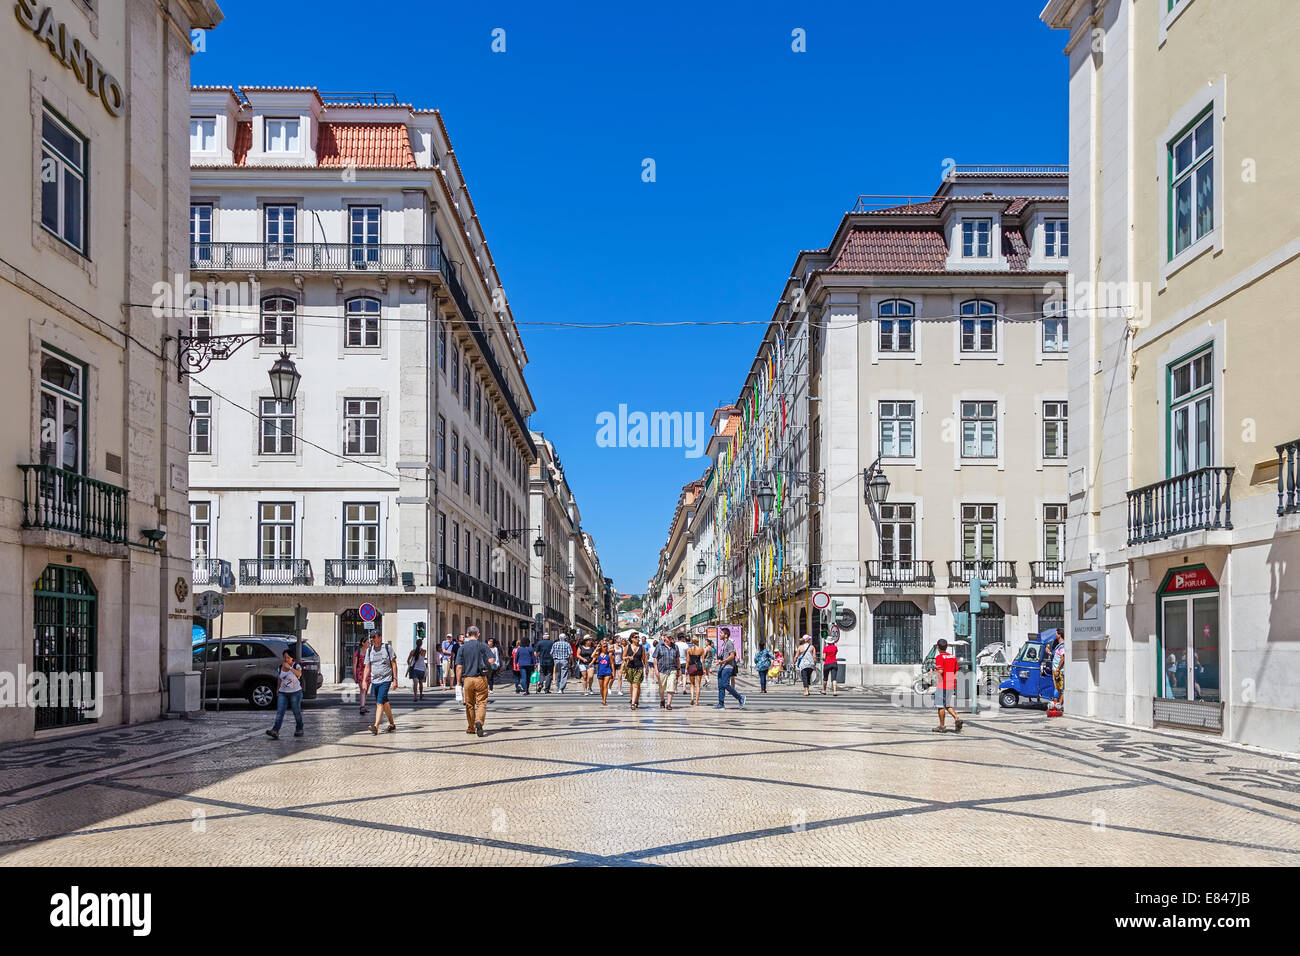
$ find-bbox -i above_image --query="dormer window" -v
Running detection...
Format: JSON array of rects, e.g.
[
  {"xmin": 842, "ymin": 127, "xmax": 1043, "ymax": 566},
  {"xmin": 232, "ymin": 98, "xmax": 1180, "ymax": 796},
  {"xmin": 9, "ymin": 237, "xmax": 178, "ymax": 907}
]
[
  {"xmin": 265, "ymin": 117, "xmax": 301, "ymax": 153},
  {"xmin": 961, "ymin": 218, "xmax": 992, "ymax": 258},
  {"xmin": 190, "ymin": 117, "xmax": 217, "ymax": 152},
  {"xmin": 1044, "ymin": 218, "xmax": 1069, "ymax": 258}
]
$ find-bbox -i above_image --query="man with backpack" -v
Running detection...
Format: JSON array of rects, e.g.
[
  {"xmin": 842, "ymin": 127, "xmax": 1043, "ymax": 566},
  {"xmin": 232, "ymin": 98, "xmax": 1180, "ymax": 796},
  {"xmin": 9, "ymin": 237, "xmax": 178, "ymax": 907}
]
[{"xmin": 363, "ymin": 631, "xmax": 399, "ymax": 735}]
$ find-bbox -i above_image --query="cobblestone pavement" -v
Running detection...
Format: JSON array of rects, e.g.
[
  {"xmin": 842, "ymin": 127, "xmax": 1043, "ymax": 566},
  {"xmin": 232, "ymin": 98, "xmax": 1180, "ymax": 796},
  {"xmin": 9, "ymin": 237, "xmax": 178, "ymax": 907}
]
[{"xmin": 1, "ymin": 680, "xmax": 1297, "ymax": 866}]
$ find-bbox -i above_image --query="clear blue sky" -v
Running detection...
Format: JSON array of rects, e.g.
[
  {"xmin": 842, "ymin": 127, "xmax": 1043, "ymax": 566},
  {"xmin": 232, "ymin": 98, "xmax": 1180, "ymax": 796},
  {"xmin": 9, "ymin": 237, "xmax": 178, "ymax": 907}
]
[{"xmin": 193, "ymin": 0, "xmax": 1067, "ymax": 593}]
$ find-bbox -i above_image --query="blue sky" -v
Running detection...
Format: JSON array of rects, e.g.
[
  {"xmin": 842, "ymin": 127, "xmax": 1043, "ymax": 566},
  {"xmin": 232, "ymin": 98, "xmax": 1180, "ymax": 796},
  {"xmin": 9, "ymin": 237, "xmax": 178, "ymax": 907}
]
[{"xmin": 193, "ymin": 0, "xmax": 1067, "ymax": 593}]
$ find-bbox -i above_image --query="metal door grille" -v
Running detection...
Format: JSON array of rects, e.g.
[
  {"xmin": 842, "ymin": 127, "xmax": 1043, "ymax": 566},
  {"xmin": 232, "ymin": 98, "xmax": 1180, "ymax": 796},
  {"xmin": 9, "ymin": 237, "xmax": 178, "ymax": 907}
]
[
  {"xmin": 33, "ymin": 565, "xmax": 97, "ymax": 730},
  {"xmin": 873, "ymin": 601, "xmax": 923, "ymax": 664}
]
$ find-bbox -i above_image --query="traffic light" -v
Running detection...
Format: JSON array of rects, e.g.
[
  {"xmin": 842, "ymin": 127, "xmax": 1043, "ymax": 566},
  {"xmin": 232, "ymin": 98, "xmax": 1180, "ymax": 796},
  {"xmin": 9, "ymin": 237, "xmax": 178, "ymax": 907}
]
[
  {"xmin": 953, "ymin": 611, "xmax": 970, "ymax": 637},
  {"xmin": 829, "ymin": 599, "xmax": 842, "ymax": 623},
  {"xmin": 414, "ymin": 621, "xmax": 426, "ymax": 642},
  {"xmin": 294, "ymin": 604, "xmax": 308, "ymax": 632},
  {"xmin": 969, "ymin": 576, "xmax": 989, "ymax": 615}
]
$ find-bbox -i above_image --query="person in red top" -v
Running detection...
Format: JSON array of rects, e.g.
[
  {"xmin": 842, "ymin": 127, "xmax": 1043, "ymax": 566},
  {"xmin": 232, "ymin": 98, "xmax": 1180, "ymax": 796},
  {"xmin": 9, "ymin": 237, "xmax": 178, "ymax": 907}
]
[
  {"xmin": 821, "ymin": 637, "xmax": 840, "ymax": 696},
  {"xmin": 932, "ymin": 638, "xmax": 964, "ymax": 732}
]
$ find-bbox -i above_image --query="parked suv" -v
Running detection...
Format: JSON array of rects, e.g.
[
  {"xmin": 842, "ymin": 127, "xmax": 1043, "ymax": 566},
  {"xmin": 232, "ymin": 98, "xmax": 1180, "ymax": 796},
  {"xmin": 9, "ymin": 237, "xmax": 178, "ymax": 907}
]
[{"xmin": 192, "ymin": 634, "xmax": 323, "ymax": 709}]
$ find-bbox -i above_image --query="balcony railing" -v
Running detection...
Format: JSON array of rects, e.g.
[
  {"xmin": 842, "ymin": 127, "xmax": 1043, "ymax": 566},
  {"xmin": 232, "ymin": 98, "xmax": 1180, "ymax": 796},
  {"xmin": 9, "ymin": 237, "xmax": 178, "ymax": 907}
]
[
  {"xmin": 193, "ymin": 557, "xmax": 231, "ymax": 587},
  {"xmin": 947, "ymin": 560, "xmax": 1019, "ymax": 588},
  {"xmin": 325, "ymin": 558, "xmax": 397, "ymax": 586},
  {"xmin": 1278, "ymin": 440, "xmax": 1300, "ymax": 516},
  {"xmin": 191, "ymin": 241, "xmax": 445, "ymax": 274},
  {"xmin": 865, "ymin": 560, "xmax": 936, "ymax": 587},
  {"xmin": 1030, "ymin": 561, "xmax": 1064, "ymax": 588},
  {"xmin": 239, "ymin": 558, "xmax": 313, "ymax": 586},
  {"xmin": 18, "ymin": 464, "xmax": 126, "ymax": 544},
  {"xmin": 1127, "ymin": 467, "xmax": 1234, "ymax": 545}
]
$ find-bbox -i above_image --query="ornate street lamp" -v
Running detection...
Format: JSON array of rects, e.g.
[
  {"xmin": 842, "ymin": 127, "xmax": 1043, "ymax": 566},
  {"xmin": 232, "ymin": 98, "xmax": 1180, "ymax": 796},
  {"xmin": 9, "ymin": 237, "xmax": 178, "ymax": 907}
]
[
  {"xmin": 267, "ymin": 350, "xmax": 301, "ymax": 403},
  {"xmin": 863, "ymin": 456, "xmax": 890, "ymax": 505},
  {"xmin": 533, "ymin": 536, "xmax": 546, "ymax": 558},
  {"xmin": 175, "ymin": 328, "xmax": 301, "ymax": 399},
  {"xmin": 756, "ymin": 479, "xmax": 775, "ymax": 515},
  {"xmin": 696, "ymin": 557, "xmax": 706, "ymax": 576}
]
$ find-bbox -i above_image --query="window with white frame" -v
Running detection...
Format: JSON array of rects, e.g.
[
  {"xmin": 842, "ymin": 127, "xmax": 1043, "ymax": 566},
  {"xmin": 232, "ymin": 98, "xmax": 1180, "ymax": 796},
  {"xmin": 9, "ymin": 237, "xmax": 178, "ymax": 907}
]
[
  {"xmin": 451, "ymin": 520, "xmax": 460, "ymax": 569},
  {"xmin": 474, "ymin": 455, "xmax": 482, "ymax": 505},
  {"xmin": 960, "ymin": 300, "xmax": 997, "ymax": 352},
  {"xmin": 960, "ymin": 218, "xmax": 992, "ymax": 258},
  {"xmin": 474, "ymin": 382, "xmax": 482, "ymax": 429},
  {"xmin": 1169, "ymin": 110, "xmax": 1214, "ymax": 259},
  {"xmin": 960, "ymin": 401, "xmax": 998, "ymax": 459},
  {"xmin": 1169, "ymin": 348, "xmax": 1213, "ymax": 476},
  {"xmin": 264, "ymin": 204, "xmax": 295, "ymax": 262},
  {"xmin": 190, "ymin": 203, "xmax": 212, "ymax": 262},
  {"xmin": 437, "ymin": 415, "xmax": 446, "ymax": 471},
  {"xmin": 345, "ymin": 297, "xmax": 380, "ymax": 348},
  {"xmin": 450, "ymin": 429, "xmax": 459, "ymax": 485},
  {"xmin": 1043, "ymin": 309, "xmax": 1068, "ymax": 353},
  {"xmin": 264, "ymin": 118, "xmax": 300, "ymax": 153},
  {"xmin": 879, "ymin": 401, "xmax": 915, "ymax": 458},
  {"xmin": 40, "ymin": 106, "xmax": 87, "ymax": 253},
  {"xmin": 343, "ymin": 503, "xmax": 380, "ymax": 560},
  {"xmin": 188, "ymin": 296, "xmax": 213, "ymax": 340},
  {"xmin": 259, "ymin": 503, "xmax": 295, "ymax": 560},
  {"xmin": 191, "ymin": 502, "xmax": 211, "ymax": 559},
  {"xmin": 879, "ymin": 502, "xmax": 915, "ymax": 567},
  {"xmin": 463, "ymin": 440, "xmax": 470, "ymax": 487},
  {"xmin": 451, "ymin": 342, "xmax": 460, "ymax": 394},
  {"xmin": 39, "ymin": 349, "xmax": 85, "ymax": 473},
  {"xmin": 189, "ymin": 396, "xmax": 212, "ymax": 454},
  {"xmin": 463, "ymin": 525, "xmax": 470, "ymax": 570},
  {"xmin": 878, "ymin": 299, "xmax": 914, "ymax": 352},
  {"xmin": 462, "ymin": 363, "xmax": 471, "ymax": 411},
  {"xmin": 259, "ymin": 398, "xmax": 295, "ymax": 455},
  {"xmin": 343, "ymin": 398, "xmax": 380, "ymax": 455},
  {"xmin": 1043, "ymin": 401, "xmax": 1068, "ymax": 459},
  {"xmin": 961, "ymin": 504, "xmax": 998, "ymax": 562},
  {"xmin": 1043, "ymin": 504, "xmax": 1065, "ymax": 564},
  {"xmin": 190, "ymin": 117, "xmax": 217, "ymax": 153},
  {"xmin": 437, "ymin": 511, "xmax": 446, "ymax": 564},
  {"xmin": 437, "ymin": 326, "xmax": 445, "ymax": 372},
  {"xmin": 1044, "ymin": 218, "xmax": 1069, "ymax": 258},
  {"xmin": 260, "ymin": 296, "xmax": 295, "ymax": 348},
  {"xmin": 349, "ymin": 205, "xmax": 380, "ymax": 265}
]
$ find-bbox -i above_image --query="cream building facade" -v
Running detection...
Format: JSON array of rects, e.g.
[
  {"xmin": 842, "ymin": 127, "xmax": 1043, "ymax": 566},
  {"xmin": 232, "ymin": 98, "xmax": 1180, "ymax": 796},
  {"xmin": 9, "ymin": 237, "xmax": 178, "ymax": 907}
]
[
  {"xmin": 1042, "ymin": 0, "xmax": 1300, "ymax": 751},
  {"xmin": 0, "ymin": 0, "xmax": 222, "ymax": 741}
]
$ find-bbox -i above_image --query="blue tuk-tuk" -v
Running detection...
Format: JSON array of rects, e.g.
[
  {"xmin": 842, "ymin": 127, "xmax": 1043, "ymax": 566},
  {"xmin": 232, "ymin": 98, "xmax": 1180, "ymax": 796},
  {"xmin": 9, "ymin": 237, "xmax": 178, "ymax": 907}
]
[{"xmin": 997, "ymin": 629, "xmax": 1063, "ymax": 708}]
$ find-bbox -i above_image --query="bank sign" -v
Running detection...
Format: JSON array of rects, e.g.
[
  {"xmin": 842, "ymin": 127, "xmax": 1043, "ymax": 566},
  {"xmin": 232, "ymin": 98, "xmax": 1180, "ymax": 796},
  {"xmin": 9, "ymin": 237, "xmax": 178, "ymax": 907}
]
[
  {"xmin": 1067, "ymin": 570, "xmax": 1107, "ymax": 641},
  {"xmin": 15, "ymin": 0, "xmax": 125, "ymax": 117}
]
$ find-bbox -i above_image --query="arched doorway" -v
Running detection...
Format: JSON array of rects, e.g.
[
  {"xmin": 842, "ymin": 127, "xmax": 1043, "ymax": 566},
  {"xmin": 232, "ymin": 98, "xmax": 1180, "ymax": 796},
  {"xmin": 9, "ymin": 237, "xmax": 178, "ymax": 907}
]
[
  {"xmin": 340, "ymin": 608, "xmax": 383, "ymax": 682},
  {"xmin": 33, "ymin": 565, "xmax": 97, "ymax": 730}
]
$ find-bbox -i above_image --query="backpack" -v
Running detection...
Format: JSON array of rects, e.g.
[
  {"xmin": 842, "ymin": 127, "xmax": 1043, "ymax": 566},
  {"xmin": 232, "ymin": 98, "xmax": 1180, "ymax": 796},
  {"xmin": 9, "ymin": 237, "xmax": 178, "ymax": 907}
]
[{"xmin": 756, "ymin": 648, "xmax": 773, "ymax": 669}]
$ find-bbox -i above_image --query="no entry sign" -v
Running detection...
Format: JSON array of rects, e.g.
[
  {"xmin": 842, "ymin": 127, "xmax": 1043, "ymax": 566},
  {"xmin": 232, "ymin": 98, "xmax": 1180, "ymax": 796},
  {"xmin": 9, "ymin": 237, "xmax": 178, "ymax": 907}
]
[
  {"xmin": 812, "ymin": 591, "xmax": 830, "ymax": 610},
  {"xmin": 359, "ymin": 603, "xmax": 377, "ymax": 622}
]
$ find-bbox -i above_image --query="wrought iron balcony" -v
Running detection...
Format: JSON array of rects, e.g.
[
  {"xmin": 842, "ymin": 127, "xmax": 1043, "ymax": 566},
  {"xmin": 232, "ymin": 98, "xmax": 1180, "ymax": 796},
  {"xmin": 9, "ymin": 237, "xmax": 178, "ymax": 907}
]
[
  {"xmin": 239, "ymin": 558, "xmax": 313, "ymax": 586},
  {"xmin": 947, "ymin": 560, "xmax": 1018, "ymax": 588},
  {"xmin": 193, "ymin": 557, "xmax": 231, "ymax": 587},
  {"xmin": 1127, "ymin": 466, "xmax": 1234, "ymax": 545},
  {"xmin": 325, "ymin": 558, "xmax": 397, "ymax": 586},
  {"xmin": 18, "ymin": 464, "xmax": 126, "ymax": 544},
  {"xmin": 190, "ymin": 241, "xmax": 445, "ymax": 274},
  {"xmin": 545, "ymin": 605, "xmax": 566, "ymax": 624},
  {"xmin": 1030, "ymin": 561, "xmax": 1064, "ymax": 588},
  {"xmin": 1278, "ymin": 440, "xmax": 1300, "ymax": 516},
  {"xmin": 865, "ymin": 560, "xmax": 936, "ymax": 587}
]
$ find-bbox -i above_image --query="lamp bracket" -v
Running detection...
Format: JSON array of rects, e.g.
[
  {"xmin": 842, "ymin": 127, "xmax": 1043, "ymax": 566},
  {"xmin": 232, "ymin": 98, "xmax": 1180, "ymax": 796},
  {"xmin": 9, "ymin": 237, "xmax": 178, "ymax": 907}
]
[{"xmin": 176, "ymin": 331, "xmax": 266, "ymax": 380}]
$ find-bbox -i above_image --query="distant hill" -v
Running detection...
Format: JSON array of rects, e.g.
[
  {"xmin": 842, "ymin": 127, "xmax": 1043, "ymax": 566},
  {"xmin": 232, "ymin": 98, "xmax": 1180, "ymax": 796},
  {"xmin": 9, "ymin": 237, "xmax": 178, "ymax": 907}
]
[{"xmin": 618, "ymin": 594, "xmax": 644, "ymax": 611}]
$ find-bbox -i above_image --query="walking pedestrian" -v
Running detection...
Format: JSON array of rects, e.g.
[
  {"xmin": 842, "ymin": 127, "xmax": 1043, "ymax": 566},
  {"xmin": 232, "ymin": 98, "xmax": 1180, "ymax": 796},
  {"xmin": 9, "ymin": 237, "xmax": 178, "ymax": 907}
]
[
  {"xmin": 353, "ymin": 640, "xmax": 370, "ymax": 715},
  {"xmin": 612, "ymin": 637, "xmax": 626, "ymax": 696},
  {"xmin": 702, "ymin": 637, "xmax": 715, "ymax": 689},
  {"xmin": 407, "ymin": 637, "xmax": 428, "ymax": 702},
  {"xmin": 595, "ymin": 641, "xmax": 614, "ymax": 705},
  {"xmin": 440, "ymin": 634, "xmax": 455, "ymax": 688},
  {"xmin": 754, "ymin": 642, "xmax": 773, "ymax": 694},
  {"xmin": 795, "ymin": 635, "xmax": 817, "ymax": 696},
  {"xmin": 821, "ymin": 635, "xmax": 840, "ymax": 697},
  {"xmin": 453, "ymin": 634, "xmax": 466, "ymax": 704},
  {"xmin": 457, "ymin": 625, "xmax": 493, "ymax": 738},
  {"xmin": 485, "ymin": 636, "xmax": 501, "ymax": 699},
  {"xmin": 536, "ymin": 631, "xmax": 556, "ymax": 693},
  {"xmin": 363, "ymin": 631, "xmax": 399, "ymax": 735},
  {"xmin": 578, "ymin": 637, "xmax": 597, "ymax": 696},
  {"xmin": 685, "ymin": 635, "xmax": 706, "ymax": 705},
  {"xmin": 932, "ymin": 637, "xmax": 963, "ymax": 733},
  {"xmin": 552, "ymin": 632, "xmax": 573, "ymax": 693},
  {"xmin": 1051, "ymin": 630, "xmax": 1066, "ymax": 713},
  {"xmin": 266, "ymin": 648, "xmax": 304, "ymax": 739},
  {"xmin": 714, "ymin": 628, "xmax": 746, "ymax": 709},
  {"xmin": 626, "ymin": 634, "xmax": 647, "ymax": 710},
  {"xmin": 516, "ymin": 636, "xmax": 538, "ymax": 694},
  {"xmin": 653, "ymin": 633, "xmax": 679, "ymax": 710}
]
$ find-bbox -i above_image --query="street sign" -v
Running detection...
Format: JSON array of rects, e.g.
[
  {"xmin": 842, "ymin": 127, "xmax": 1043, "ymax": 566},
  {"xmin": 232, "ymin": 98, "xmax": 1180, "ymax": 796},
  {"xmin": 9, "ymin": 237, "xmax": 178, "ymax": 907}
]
[
  {"xmin": 194, "ymin": 590, "xmax": 224, "ymax": 621},
  {"xmin": 363, "ymin": 621, "xmax": 375, "ymax": 631},
  {"xmin": 812, "ymin": 591, "xmax": 830, "ymax": 610},
  {"xmin": 829, "ymin": 624, "xmax": 840, "ymax": 642},
  {"xmin": 358, "ymin": 603, "xmax": 377, "ymax": 622}
]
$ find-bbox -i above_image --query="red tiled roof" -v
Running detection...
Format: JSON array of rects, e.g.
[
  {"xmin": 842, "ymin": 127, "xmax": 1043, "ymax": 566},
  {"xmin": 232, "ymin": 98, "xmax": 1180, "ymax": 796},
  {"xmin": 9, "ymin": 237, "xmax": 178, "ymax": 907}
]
[
  {"xmin": 224, "ymin": 120, "xmax": 415, "ymax": 168},
  {"xmin": 831, "ymin": 228, "xmax": 949, "ymax": 272}
]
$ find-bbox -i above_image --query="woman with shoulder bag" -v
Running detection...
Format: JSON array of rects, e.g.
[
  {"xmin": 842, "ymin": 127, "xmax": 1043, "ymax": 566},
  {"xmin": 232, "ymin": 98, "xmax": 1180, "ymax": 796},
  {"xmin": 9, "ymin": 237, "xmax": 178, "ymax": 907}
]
[
  {"xmin": 795, "ymin": 635, "xmax": 818, "ymax": 696},
  {"xmin": 685, "ymin": 636, "xmax": 706, "ymax": 705},
  {"xmin": 407, "ymin": 638, "xmax": 427, "ymax": 702}
]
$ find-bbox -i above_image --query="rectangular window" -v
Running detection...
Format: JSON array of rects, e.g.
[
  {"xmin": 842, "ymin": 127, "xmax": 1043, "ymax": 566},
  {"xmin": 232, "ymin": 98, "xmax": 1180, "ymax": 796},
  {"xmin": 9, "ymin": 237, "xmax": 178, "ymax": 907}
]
[
  {"xmin": 39, "ymin": 349, "xmax": 85, "ymax": 473},
  {"xmin": 474, "ymin": 455, "xmax": 482, "ymax": 505},
  {"xmin": 259, "ymin": 398, "xmax": 295, "ymax": 455},
  {"xmin": 260, "ymin": 297, "xmax": 295, "ymax": 347},
  {"xmin": 1043, "ymin": 401, "xmax": 1068, "ymax": 459},
  {"xmin": 190, "ymin": 203, "xmax": 212, "ymax": 262},
  {"xmin": 451, "ymin": 520, "xmax": 460, "ymax": 570},
  {"xmin": 437, "ymin": 326, "xmax": 446, "ymax": 372},
  {"xmin": 259, "ymin": 503, "xmax": 295, "ymax": 560},
  {"xmin": 961, "ymin": 504, "xmax": 998, "ymax": 562},
  {"xmin": 879, "ymin": 503, "xmax": 915, "ymax": 566},
  {"xmin": 960, "ymin": 401, "xmax": 998, "ymax": 459},
  {"xmin": 1043, "ymin": 504, "xmax": 1065, "ymax": 562},
  {"xmin": 474, "ymin": 382, "xmax": 482, "ymax": 429},
  {"xmin": 960, "ymin": 300, "xmax": 997, "ymax": 352},
  {"xmin": 1044, "ymin": 219, "xmax": 1069, "ymax": 258},
  {"xmin": 463, "ymin": 364, "xmax": 471, "ymax": 411},
  {"xmin": 450, "ymin": 429, "xmax": 460, "ymax": 486},
  {"xmin": 343, "ymin": 503, "xmax": 380, "ymax": 560},
  {"xmin": 878, "ymin": 299, "xmax": 914, "ymax": 353},
  {"xmin": 437, "ymin": 415, "xmax": 446, "ymax": 471},
  {"xmin": 961, "ymin": 218, "xmax": 991, "ymax": 258},
  {"xmin": 1169, "ymin": 348, "xmax": 1213, "ymax": 475},
  {"xmin": 190, "ymin": 117, "xmax": 217, "ymax": 153},
  {"xmin": 343, "ymin": 398, "xmax": 381, "ymax": 456},
  {"xmin": 345, "ymin": 298, "xmax": 380, "ymax": 347},
  {"xmin": 463, "ymin": 441, "xmax": 470, "ymax": 488},
  {"xmin": 41, "ymin": 106, "xmax": 87, "ymax": 253},
  {"xmin": 451, "ymin": 343, "xmax": 460, "ymax": 394},
  {"xmin": 437, "ymin": 512, "xmax": 446, "ymax": 564},
  {"xmin": 475, "ymin": 538, "xmax": 482, "ymax": 579},
  {"xmin": 264, "ymin": 204, "xmax": 295, "ymax": 262},
  {"xmin": 189, "ymin": 397, "xmax": 212, "ymax": 454},
  {"xmin": 879, "ymin": 401, "xmax": 915, "ymax": 458},
  {"xmin": 265, "ymin": 118, "xmax": 300, "ymax": 153},
  {"xmin": 349, "ymin": 205, "xmax": 380, "ymax": 265},
  {"xmin": 1169, "ymin": 111, "xmax": 1214, "ymax": 258},
  {"xmin": 191, "ymin": 502, "xmax": 211, "ymax": 559},
  {"xmin": 464, "ymin": 526, "xmax": 471, "ymax": 571},
  {"xmin": 1043, "ymin": 315, "xmax": 1068, "ymax": 353},
  {"xmin": 189, "ymin": 296, "xmax": 213, "ymax": 340}
]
